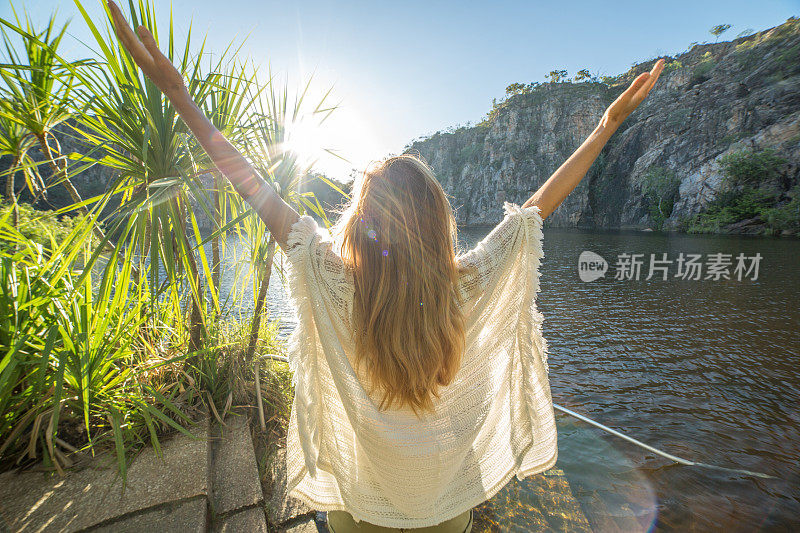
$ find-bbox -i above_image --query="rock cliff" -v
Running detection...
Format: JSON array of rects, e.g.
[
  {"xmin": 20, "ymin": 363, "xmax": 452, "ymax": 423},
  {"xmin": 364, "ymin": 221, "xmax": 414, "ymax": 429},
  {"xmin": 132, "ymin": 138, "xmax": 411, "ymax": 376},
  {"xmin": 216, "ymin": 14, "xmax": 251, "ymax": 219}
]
[{"xmin": 406, "ymin": 18, "xmax": 800, "ymax": 230}]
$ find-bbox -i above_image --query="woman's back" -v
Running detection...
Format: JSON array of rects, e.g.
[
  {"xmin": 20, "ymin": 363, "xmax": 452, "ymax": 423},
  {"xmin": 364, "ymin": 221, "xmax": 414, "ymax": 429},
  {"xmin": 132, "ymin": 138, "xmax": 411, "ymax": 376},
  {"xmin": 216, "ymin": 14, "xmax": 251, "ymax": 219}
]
[{"xmin": 280, "ymin": 200, "xmax": 556, "ymax": 529}]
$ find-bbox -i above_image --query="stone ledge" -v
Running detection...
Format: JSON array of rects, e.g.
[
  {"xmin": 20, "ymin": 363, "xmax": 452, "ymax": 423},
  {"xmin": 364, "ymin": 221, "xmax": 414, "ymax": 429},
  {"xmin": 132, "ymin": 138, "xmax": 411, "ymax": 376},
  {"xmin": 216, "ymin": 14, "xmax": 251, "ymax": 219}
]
[
  {"xmin": 0, "ymin": 418, "xmax": 210, "ymax": 533},
  {"xmin": 84, "ymin": 496, "xmax": 207, "ymax": 533}
]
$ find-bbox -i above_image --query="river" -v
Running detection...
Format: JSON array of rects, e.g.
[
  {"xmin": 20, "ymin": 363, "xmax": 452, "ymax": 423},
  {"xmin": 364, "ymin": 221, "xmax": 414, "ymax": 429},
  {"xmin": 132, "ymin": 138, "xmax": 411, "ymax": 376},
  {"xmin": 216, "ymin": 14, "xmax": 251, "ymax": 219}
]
[{"xmin": 218, "ymin": 224, "xmax": 800, "ymax": 531}]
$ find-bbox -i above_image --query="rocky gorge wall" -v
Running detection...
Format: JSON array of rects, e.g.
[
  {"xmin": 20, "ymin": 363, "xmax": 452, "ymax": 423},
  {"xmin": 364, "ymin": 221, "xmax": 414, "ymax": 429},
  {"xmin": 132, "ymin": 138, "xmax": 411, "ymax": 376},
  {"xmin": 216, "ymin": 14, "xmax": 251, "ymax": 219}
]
[{"xmin": 406, "ymin": 18, "xmax": 800, "ymax": 231}]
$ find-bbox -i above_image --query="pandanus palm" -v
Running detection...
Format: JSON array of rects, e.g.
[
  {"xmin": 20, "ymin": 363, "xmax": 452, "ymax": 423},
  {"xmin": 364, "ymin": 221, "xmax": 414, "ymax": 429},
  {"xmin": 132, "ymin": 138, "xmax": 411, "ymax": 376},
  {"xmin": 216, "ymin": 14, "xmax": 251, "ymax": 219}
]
[
  {"xmin": 200, "ymin": 58, "xmax": 262, "ymax": 297},
  {"xmin": 0, "ymin": 8, "xmax": 101, "ymax": 236},
  {"xmin": 0, "ymin": 207, "xmax": 195, "ymax": 479},
  {"xmin": 71, "ymin": 0, "xmax": 231, "ymax": 355},
  {"xmin": 241, "ymin": 75, "xmax": 343, "ymax": 364},
  {"xmin": 0, "ymin": 107, "xmax": 37, "ymax": 227}
]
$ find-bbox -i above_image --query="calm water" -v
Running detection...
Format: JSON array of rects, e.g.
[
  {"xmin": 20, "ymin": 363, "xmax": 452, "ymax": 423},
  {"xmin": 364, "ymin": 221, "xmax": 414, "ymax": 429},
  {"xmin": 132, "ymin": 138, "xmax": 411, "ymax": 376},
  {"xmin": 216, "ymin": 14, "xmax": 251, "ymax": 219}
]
[{"xmin": 219, "ymin": 226, "xmax": 800, "ymax": 531}]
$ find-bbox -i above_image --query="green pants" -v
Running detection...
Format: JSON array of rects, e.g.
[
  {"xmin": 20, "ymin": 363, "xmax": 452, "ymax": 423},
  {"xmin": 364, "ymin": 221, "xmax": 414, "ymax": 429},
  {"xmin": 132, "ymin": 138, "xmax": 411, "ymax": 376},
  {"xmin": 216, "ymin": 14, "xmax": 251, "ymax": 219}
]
[{"xmin": 327, "ymin": 508, "xmax": 473, "ymax": 533}]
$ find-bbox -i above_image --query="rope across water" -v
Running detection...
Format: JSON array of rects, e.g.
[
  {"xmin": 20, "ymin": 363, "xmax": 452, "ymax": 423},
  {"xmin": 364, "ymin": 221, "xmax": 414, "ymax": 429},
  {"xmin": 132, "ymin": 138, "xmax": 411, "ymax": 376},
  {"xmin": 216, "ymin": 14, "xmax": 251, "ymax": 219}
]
[{"xmin": 551, "ymin": 403, "xmax": 776, "ymax": 479}]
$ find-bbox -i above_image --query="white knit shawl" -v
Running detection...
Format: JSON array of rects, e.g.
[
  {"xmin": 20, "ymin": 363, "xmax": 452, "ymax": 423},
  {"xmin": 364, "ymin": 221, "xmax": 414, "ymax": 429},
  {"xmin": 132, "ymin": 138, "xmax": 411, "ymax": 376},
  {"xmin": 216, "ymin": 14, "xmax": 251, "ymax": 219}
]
[{"xmin": 282, "ymin": 201, "xmax": 557, "ymax": 528}]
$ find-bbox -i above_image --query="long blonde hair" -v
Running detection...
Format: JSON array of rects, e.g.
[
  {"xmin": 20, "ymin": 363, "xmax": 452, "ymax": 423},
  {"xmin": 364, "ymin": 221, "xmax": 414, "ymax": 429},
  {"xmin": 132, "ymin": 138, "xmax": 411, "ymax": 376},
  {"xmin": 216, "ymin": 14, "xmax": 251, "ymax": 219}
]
[{"xmin": 330, "ymin": 153, "xmax": 466, "ymax": 417}]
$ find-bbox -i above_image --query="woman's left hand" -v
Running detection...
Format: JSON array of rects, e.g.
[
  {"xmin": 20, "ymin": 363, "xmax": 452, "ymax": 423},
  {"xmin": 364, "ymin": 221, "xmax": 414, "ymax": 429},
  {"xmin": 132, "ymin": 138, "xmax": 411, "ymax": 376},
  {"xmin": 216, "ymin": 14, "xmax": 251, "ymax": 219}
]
[
  {"xmin": 106, "ymin": 0, "xmax": 300, "ymax": 249},
  {"xmin": 599, "ymin": 58, "xmax": 665, "ymax": 130},
  {"xmin": 106, "ymin": 0, "xmax": 189, "ymax": 100}
]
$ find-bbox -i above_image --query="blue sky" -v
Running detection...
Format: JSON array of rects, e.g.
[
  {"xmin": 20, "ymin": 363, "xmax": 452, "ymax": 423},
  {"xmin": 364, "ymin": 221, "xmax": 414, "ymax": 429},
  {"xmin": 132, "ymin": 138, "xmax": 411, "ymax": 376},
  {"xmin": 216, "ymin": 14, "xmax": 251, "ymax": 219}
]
[{"xmin": 2, "ymin": 0, "xmax": 798, "ymax": 180}]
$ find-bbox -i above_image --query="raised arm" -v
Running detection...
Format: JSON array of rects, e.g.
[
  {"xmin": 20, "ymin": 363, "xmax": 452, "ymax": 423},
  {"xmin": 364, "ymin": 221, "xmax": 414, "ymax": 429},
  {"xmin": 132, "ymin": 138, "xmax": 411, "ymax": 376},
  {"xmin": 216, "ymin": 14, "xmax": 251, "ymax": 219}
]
[
  {"xmin": 106, "ymin": 0, "xmax": 299, "ymax": 250},
  {"xmin": 523, "ymin": 59, "xmax": 665, "ymax": 219}
]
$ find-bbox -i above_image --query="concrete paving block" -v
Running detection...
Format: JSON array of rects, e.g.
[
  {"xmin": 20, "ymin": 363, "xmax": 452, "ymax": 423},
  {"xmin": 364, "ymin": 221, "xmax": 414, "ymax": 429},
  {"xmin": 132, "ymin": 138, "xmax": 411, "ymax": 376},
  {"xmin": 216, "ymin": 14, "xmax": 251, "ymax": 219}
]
[
  {"xmin": 212, "ymin": 506, "xmax": 268, "ymax": 533},
  {"xmin": 0, "ymin": 419, "xmax": 209, "ymax": 532},
  {"xmin": 87, "ymin": 497, "xmax": 207, "ymax": 533},
  {"xmin": 210, "ymin": 416, "xmax": 263, "ymax": 516}
]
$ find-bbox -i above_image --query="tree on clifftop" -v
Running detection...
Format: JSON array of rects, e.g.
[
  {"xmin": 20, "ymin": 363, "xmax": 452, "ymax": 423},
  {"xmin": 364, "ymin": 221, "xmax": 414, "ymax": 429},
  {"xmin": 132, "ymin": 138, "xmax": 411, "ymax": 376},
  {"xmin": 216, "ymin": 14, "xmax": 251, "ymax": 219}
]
[
  {"xmin": 545, "ymin": 69, "xmax": 568, "ymax": 83},
  {"xmin": 505, "ymin": 83, "xmax": 527, "ymax": 96},
  {"xmin": 710, "ymin": 24, "xmax": 731, "ymax": 42},
  {"xmin": 574, "ymin": 68, "xmax": 591, "ymax": 82}
]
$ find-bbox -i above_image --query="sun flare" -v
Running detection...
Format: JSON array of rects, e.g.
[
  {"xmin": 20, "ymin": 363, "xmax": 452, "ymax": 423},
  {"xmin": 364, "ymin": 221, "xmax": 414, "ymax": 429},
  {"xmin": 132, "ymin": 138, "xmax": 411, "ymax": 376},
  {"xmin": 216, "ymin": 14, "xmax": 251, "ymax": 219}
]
[
  {"xmin": 285, "ymin": 117, "xmax": 329, "ymax": 167},
  {"xmin": 281, "ymin": 103, "xmax": 385, "ymax": 181}
]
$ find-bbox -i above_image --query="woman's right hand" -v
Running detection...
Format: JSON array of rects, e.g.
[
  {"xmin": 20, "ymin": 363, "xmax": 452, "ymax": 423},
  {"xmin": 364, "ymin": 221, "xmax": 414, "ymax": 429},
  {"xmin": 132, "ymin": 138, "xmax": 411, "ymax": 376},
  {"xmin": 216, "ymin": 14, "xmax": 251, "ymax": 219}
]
[
  {"xmin": 107, "ymin": 0, "xmax": 189, "ymax": 101},
  {"xmin": 599, "ymin": 58, "xmax": 665, "ymax": 131}
]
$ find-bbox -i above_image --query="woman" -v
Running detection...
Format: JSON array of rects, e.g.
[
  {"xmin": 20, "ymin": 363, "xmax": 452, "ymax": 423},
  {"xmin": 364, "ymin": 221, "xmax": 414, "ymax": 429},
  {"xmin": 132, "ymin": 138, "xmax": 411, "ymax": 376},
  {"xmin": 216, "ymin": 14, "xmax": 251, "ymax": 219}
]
[{"xmin": 107, "ymin": 2, "xmax": 664, "ymax": 531}]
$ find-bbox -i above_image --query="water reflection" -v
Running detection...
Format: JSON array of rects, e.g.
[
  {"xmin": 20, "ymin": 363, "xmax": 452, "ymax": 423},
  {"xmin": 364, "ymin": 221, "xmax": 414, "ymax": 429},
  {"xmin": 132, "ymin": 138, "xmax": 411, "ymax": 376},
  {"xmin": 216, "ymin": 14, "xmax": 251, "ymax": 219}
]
[
  {"xmin": 551, "ymin": 416, "xmax": 658, "ymax": 532},
  {"xmin": 216, "ymin": 225, "xmax": 800, "ymax": 530}
]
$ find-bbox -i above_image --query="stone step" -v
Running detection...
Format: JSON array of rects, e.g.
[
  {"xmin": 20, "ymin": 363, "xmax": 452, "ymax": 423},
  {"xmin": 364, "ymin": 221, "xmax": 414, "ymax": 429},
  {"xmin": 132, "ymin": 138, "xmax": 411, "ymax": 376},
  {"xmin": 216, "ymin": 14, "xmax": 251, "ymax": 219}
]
[
  {"xmin": 0, "ymin": 413, "xmax": 273, "ymax": 533},
  {"xmin": 209, "ymin": 415, "xmax": 264, "ymax": 515},
  {"xmin": 2, "ymin": 413, "xmax": 590, "ymax": 533},
  {"xmin": 264, "ymin": 447, "xmax": 314, "ymax": 528}
]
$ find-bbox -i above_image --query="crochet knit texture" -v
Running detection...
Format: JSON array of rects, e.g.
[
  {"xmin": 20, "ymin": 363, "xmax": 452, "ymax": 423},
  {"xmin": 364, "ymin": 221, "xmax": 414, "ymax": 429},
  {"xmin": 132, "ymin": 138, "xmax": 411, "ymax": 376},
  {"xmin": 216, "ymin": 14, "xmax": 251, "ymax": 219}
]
[{"xmin": 282, "ymin": 201, "xmax": 557, "ymax": 528}]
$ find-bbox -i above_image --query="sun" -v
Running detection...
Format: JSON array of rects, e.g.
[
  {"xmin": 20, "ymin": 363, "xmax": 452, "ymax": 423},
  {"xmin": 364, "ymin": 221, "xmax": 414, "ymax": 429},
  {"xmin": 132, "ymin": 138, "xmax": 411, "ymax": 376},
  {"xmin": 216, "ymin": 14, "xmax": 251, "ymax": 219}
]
[
  {"xmin": 282, "ymin": 104, "xmax": 385, "ymax": 180},
  {"xmin": 285, "ymin": 116, "xmax": 328, "ymax": 168}
]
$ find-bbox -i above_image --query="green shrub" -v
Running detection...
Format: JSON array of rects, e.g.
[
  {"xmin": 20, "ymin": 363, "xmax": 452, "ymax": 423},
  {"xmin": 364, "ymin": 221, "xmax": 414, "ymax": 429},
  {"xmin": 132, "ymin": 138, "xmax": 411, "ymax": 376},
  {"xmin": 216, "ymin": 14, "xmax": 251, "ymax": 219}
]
[
  {"xmin": 718, "ymin": 148, "xmax": 787, "ymax": 188},
  {"xmin": 776, "ymin": 43, "xmax": 800, "ymax": 67},
  {"xmin": 691, "ymin": 52, "xmax": 715, "ymax": 82},
  {"xmin": 687, "ymin": 187, "xmax": 777, "ymax": 233},
  {"xmin": 735, "ymin": 38, "xmax": 762, "ymax": 69},
  {"xmin": 687, "ymin": 149, "xmax": 792, "ymax": 234},
  {"xmin": 640, "ymin": 166, "xmax": 680, "ymax": 230},
  {"xmin": 664, "ymin": 59, "xmax": 683, "ymax": 71},
  {"xmin": 676, "ymin": 215, "xmax": 695, "ymax": 232},
  {"xmin": 0, "ymin": 202, "xmax": 93, "ymax": 252},
  {"xmin": 763, "ymin": 187, "xmax": 800, "ymax": 235}
]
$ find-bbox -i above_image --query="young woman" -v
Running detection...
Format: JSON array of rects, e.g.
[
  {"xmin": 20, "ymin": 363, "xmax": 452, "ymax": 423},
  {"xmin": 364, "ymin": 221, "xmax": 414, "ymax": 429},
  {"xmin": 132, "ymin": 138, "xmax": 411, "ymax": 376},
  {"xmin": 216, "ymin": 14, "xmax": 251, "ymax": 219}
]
[{"xmin": 107, "ymin": 2, "xmax": 664, "ymax": 531}]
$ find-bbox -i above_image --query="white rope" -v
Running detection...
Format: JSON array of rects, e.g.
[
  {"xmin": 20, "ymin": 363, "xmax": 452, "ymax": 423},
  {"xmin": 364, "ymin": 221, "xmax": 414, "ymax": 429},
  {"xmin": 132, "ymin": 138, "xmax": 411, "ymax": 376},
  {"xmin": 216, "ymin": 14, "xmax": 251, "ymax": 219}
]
[{"xmin": 551, "ymin": 404, "xmax": 776, "ymax": 479}]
